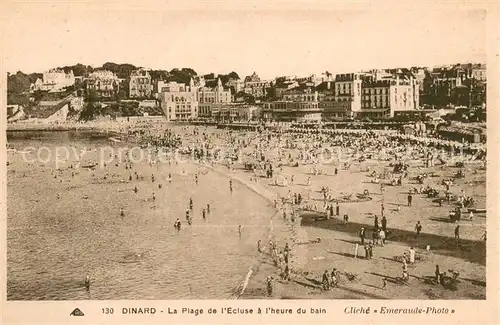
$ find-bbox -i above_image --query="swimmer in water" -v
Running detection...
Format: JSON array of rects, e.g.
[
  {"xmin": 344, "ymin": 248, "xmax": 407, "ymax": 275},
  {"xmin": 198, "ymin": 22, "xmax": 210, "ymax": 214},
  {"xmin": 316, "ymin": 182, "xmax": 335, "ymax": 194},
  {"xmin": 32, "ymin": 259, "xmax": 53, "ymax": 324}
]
[{"xmin": 85, "ymin": 274, "xmax": 90, "ymax": 291}]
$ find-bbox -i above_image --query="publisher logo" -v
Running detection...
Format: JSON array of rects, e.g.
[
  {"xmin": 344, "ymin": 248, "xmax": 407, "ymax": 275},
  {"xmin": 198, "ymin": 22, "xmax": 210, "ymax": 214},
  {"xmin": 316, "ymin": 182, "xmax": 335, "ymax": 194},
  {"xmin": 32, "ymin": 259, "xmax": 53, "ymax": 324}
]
[{"xmin": 70, "ymin": 308, "xmax": 85, "ymax": 316}]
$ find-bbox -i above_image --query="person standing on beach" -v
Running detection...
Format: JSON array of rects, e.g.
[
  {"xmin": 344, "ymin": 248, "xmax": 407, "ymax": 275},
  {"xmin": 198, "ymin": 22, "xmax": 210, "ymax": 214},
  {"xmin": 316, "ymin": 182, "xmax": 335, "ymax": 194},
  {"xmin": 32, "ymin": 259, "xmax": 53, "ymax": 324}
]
[
  {"xmin": 189, "ymin": 198, "xmax": 193, "ymax": 211},
  {"xmin": 374, "ymin": 215, "xmax": 379, "ymax": 230},
  {"xmin": 336, "ymin": 202, "xmax": 340, "ymax": 216},
  {"xmin": 257, "ymin": 240, "xmax": 262, "ymax": 252},
  {"xmin": 407, "ymin": 193, "xmax": 413, "ymax": 207},
  {"xmin": 202, "ymin": 208, "xmax": 206, "ymax": 219},
  {"xmin": 381, "ymin": 216, "xmax": 387, "ymax": 232},
  {"xmin": 409, "ymin": 246, "xmax": 415, "ymax": 264},
  {"xmin": 381, "ymin": 203, "xmax": 385, "ymax": 216},
  {"xmin": 266, "ymin": 276, "xmax": 273, "ymax": 296},
  {"xmin": 415, "ymin": 221, "xmax": 422, "ymax": 237},
  {"xmin": 238, "ymin": 225, "xmax": 242, "ymax": 237},
  {"xmin": 120, "ymin": 207, "xmax": 124, "ymax": 219},
  {"xmin": 207, "ymin": 204, "xmax": 210, "ymax": 214},
  {"xmin": 229, "ymin": 180, "xmax": 233, "ymax": 193},
  {"xmin": 379, "ymin": 229, "xmax": 386, "ymax": 246},
  {"xmin": 359, "ymin": 227, "xmax": 366, "ymax": 245},
  {"xmin": 168, "ymin": 173, "xmax": 172, "ymax": 183}
]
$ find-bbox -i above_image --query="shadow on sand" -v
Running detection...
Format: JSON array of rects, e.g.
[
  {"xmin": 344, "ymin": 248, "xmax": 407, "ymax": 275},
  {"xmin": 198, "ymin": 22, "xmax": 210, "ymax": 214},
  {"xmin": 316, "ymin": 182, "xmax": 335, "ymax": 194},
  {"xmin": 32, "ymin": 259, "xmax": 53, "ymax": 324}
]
[{"xmin": 301, "ymin": 217, "xmax": 486, "ymax": 265}]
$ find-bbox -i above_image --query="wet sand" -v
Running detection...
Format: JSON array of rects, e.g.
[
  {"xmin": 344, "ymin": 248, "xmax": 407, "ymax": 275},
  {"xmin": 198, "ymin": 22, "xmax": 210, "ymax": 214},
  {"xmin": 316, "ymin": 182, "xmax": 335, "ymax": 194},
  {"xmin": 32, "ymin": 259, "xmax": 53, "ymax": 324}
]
[{"xmin": 7, "ymin": 131, "xmax": 275, "ymax": 300}]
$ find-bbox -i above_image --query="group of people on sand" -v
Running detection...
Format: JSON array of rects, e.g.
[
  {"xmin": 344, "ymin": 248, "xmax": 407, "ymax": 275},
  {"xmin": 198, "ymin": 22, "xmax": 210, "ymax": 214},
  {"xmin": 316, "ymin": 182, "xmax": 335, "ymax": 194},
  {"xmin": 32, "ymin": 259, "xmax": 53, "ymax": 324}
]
[{"xmin": 77, "ymin": 123, "xmax": 486, "ymax": 296}]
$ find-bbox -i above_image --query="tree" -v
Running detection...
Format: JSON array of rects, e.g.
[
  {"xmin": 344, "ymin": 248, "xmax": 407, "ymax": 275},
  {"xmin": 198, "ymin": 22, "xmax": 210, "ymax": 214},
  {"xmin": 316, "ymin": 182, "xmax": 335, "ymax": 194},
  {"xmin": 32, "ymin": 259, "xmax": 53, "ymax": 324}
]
[
  {"xmin": 59, "ymin": 63, "xmax": 93, "ymax": 76},
  {"xmin": 79, "ymin": 88, "xmax": 101, "ymax": 121},
  {"xmin": 7, "ymin": 71, "xmax": 31, "ymax": 105},
  {"xmin": 227, "ymin": 71, "xmax": 239, "ymax": 80}
]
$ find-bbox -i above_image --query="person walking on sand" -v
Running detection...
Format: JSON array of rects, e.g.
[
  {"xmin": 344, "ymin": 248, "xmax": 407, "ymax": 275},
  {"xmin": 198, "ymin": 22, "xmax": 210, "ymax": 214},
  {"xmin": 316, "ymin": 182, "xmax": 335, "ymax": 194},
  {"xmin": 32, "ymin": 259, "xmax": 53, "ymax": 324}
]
[
  {"xmin": 120, "ymin": 207, "xmax": 124, "ymax": 219},
  {"xmin": 454, "ymin": 225, "xmax": 460, "ymax": 241},
  {"xmin": 229, "ymin": 179, "xmax": 233, "ymax": 193},
  {"xmin": 257, "ymin": 240, "xmax": 262, "ymax": 253},
  {"xmin": 202, "ymin": 208, "xmax": 206, "ymax": 219},
  {"xmin": 381, "ymin": 203, "xmax": 385, "ymax": 216},
  {"xmin": 168, "ymin": 173, "xmax": 172, "ymax": 183},
  {"xmin": 374, "ymin": 215, "xmax": 379, "ymax": 230},
  {"xmin": 336, "ymin": 202, "xmax": 340, "ymax": 216},
  {"xmin": 238, "ymin": 225, "xmax": 242, "ymax": 237},
  {"xmin": 435, "ymin": 265, "xmax": 440, "ymax": 282},
  {"xmin": 407, "ymin": 193, "xmax": 413, "ymax": 207},
  {"xmin": 382, "ymin": 277, "xmax": 387, "ymax": 290},
  {"xmin": 415, "ymin": 221, "xmax": 422, "ymax": 237},
  {"xmin": 207, "ymin": 203, "xmax": 210, "ymax": 214}
]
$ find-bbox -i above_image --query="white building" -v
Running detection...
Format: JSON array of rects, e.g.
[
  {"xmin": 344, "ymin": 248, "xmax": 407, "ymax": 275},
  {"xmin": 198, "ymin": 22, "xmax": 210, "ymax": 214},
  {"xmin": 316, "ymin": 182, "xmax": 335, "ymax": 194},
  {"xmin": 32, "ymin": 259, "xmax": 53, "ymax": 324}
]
[{"xmin": 31, "ymin": 69, "xmax": 75, "ymax": 92}]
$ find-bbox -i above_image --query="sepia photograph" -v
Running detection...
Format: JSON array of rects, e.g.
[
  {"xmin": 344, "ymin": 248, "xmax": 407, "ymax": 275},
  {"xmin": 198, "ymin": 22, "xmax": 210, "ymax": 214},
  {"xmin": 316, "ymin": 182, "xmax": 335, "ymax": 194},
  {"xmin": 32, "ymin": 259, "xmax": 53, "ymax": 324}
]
[{"xmin": 1, "ymin": 0, "xmax": 495, "ymax": 311}]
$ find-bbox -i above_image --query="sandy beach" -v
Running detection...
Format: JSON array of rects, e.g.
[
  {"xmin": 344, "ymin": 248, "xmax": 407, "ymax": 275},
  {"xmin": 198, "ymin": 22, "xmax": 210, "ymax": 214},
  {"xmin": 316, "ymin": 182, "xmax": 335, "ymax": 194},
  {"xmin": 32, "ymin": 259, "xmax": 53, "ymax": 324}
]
[{"xmin": 6, "ymin": 123, "xmax": 486, "ymax": 300}]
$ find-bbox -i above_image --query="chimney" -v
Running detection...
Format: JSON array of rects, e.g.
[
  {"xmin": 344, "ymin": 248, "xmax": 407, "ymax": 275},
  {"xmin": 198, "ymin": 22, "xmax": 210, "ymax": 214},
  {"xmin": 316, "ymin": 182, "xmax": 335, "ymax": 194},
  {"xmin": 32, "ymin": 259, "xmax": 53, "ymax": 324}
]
[{"xmin": 327, "ymin": 81, "xmax": 331, "ymax": 90}]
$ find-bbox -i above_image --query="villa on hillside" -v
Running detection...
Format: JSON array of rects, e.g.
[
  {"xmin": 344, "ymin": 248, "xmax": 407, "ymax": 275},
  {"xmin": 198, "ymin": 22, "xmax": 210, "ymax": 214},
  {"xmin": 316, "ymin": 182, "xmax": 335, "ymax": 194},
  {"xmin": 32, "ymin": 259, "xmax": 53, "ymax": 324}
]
[{"xmin": 30, "ymin": 69, "xmax": 75, "ymax": 92}]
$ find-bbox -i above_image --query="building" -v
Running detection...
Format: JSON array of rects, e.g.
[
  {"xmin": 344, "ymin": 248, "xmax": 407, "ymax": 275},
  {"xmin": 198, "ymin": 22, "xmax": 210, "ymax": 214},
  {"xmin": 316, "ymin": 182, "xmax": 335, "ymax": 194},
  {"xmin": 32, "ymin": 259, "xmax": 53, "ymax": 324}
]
[
  {"xmin": 360, "ymin": 77, "xmax": 419, "ymax": 118},
  {"xmin": 226, "ymin": 79, "xmax": 244, "ymax": 94},
  {"xmin": 31, "ymin": 69, "xmax": 75, "ymax": 92},
  {"xmin": 243, "ymin": 72, "xmax": 270, "ymax": 98},
  {"xmin": 158, "ymin": 81, "xmax": 199, "ymax": 121},
  {"xmin": 262, "ymin": 88, "xmax": 321, "ymax": 122},
  {"xmin": 333, "ymin": 73, "xmax": 364, "ymax": 117},
  {"xmin": 87, "ymin": 70, "xmax": 121, "ymax": 98},
  {"xmin": 158, "ymin": 78, "xmax": 233, "ymax": 121},
  {"xmin": 198, "ymin": 78, "xmax": 232, "ymax": 104},
  {"xmin": 129, "ymin": 69, "xmax": 153, "ymax": 98}
]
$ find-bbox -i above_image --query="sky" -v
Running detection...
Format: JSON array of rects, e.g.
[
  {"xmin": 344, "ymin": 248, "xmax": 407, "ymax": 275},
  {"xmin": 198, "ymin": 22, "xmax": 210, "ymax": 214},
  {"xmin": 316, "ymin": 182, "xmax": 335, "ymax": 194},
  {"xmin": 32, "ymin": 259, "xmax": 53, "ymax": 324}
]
[{"xmin": 1, "ymin": 1, "xmax": 488, "ymax": 79}]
